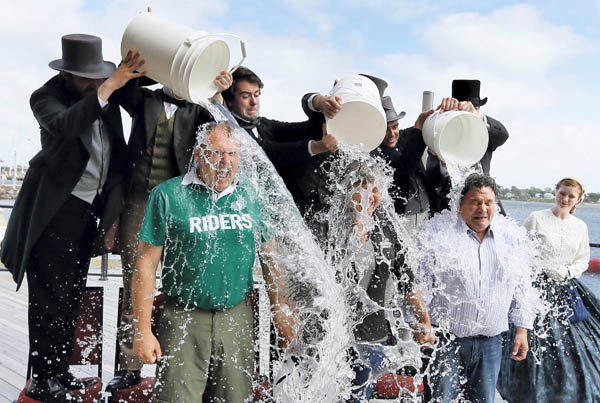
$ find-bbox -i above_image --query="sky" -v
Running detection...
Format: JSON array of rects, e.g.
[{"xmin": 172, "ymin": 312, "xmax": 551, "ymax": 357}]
[{"xmin": 2, "ymin": 0, "xmax": 600, "ymax": 191}]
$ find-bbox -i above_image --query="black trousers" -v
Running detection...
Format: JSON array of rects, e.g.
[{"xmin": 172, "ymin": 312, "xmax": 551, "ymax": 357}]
[{"xmin": 26, "ymin": 195, "xmax": 100, "ymax": 379}]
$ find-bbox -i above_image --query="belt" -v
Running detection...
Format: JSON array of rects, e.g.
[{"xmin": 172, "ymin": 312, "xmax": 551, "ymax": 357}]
[
  {"xmin": 462, "ymin": 334, "xmax": 491, "ymax": 340},
  {"xmin": 164, "ymin": 294, "xmax": 249, "ymax": 313},
  {"xmin": 434, "ymin": 329, "xmax": 495, "ymax": 343}
]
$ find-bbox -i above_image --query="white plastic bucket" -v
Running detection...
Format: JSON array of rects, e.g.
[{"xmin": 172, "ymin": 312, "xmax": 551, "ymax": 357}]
[
  {"xmin": 325, "ymin": 75, "xmax": 386, "ymax": 152},
  {"xmin": 422, "ymin": 111, "xmax": 489, "ymax": 166},
  {"xmin": 121, "ymin": 13, "xmax": 245, "ymax": 103}
]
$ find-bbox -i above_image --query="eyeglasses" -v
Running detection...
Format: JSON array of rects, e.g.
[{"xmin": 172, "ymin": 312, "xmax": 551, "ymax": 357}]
[{"xmin": 203, "ymin": 149, "xmax": 239, "ymax": 159}]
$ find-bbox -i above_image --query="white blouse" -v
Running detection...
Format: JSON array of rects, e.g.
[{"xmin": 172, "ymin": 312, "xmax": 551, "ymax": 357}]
[{"xmin": 524, "ymin": 208, "xmax": 590, "ymax": 280}]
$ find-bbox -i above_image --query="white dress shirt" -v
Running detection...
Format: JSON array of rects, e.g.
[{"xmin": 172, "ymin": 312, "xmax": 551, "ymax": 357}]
[{"xmin": 418, "ymin": 216, "xmax": 537, "ymax": 337}]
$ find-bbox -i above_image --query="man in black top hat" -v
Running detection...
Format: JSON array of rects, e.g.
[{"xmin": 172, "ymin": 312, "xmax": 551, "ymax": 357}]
[
  {"xmin": 0, "ymin": 34, "xmax": 144, "ymax": 402},
  {"xmin": 372, "ymin": 96, "xmax": 436, "ymax": 227},
  {"xmin": 427, "ymin": 79, "xmax": 509, "ymax": 214}
]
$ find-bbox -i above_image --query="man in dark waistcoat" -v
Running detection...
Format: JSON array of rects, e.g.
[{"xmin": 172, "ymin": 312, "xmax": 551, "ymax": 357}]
[{"xmin": 0, "ymin": 34, "xmax": 144, "ymax": 403}]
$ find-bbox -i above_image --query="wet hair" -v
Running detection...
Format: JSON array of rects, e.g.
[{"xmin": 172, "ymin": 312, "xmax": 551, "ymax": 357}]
[
  {"xmin": 222, "ymin": 66, "xmax": 264, "ymax": 106},
  {"xmin": 194, "ymin": 121, "xmax": 238, "ymax": 150},
  {"xmin": 555, "ymin": 177, "xmax": 585, "ymax": 213},
  {"xmin": 460, "ymin": 173, "xmax": 499, "ymax": 204},
  {"xmin": 343, "ymin": 160, "xmax": 382, "ymax": 191}
]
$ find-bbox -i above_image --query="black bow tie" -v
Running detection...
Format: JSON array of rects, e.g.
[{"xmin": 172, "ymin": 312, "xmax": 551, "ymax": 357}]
[
  {"xmin": 238, "ymin": 117, "xmax": 261, "ymax": 131},
  {"xmin": 161, "ymin": 91, "xmax": 187, "ymax": 107}
]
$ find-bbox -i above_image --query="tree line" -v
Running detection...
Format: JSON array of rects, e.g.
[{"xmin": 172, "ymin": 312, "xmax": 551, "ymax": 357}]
[{"xmin": 499, "ymin": 185, "xmax": 600, "ymax": 203}]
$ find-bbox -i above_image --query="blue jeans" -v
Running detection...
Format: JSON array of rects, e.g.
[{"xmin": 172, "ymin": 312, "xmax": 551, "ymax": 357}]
[
  {"xmin": 347, "ymin": 343, "xmax": 386, "ymax": 402},
  {"xmin": 430, "ymin": 334, "xmax": 503, "ymax": 403}
]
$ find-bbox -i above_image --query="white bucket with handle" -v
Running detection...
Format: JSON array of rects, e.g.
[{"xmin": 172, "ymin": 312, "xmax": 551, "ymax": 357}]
[
  {"xmin": 325, "ymin": 75, "xmax": 386, "ymax": 152},
  {"xmin": 121, "ymin": 12, "xmax": 246, "ymax": 103},
  {"xmin": 422, "ymin": 111, "xmax": 489, "ymax": 166}
]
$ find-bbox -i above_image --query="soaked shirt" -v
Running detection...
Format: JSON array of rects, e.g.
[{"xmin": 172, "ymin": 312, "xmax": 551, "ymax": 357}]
[
  {"xmin": 139, "ymin": 176, "xmax": 264, "ymax": 310},
  {"xmin": 420, "ymin": 218, "xmax": 536, "ymax": 338}
]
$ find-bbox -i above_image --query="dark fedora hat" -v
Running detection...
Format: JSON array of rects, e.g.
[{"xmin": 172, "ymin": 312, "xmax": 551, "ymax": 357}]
[
  {"xmin": 381, "ymin": 96, "xmax": 406, "ymax": 122},
  {"xmin": 359, "ymin": 73, "xmax": 388, "ymax": 99},
  {"xmin": 49, "ymin": 34, "xmax": 116, "ymax": 79},
  {"xmin": 452, "ymin": 79, "xmax": 487, "ymax": 107}
]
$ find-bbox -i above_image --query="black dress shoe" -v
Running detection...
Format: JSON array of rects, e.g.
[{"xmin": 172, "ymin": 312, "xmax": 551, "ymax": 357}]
[
  {"xmin": 26, "ymin": 377, "xmax": 84, "ymax": 403},
  {"xmin": 59, "ymin": 372, "xmax": 99, "ymax": 390},
  {"xmin": 105, "ymin": 369, "xmax": 141, "ymax": 392}
]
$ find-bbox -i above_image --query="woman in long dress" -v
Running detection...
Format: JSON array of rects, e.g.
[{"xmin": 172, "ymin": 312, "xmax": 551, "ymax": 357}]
[{"xmin": 497, "ymin": 177, "xmax": 600, "ymax": 402}]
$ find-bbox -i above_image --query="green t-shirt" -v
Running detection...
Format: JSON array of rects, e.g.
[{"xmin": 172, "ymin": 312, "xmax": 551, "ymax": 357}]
[{"xmin": 139, "ymin": 176, "xmax": 263, "ymax": 310}]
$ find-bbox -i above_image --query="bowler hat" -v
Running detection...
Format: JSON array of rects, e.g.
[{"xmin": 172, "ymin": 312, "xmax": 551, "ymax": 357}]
[
  {"xmin": 451, "ymin": 79, "xmax": 487, "ymax": 107},
  {"xmin": 359, "ymin": 74, "xmax": 388, "ymax": 99},
  {"xmin": 381, "ymin": 96, "xmax": 406, "ymax": 122},
  {"xmin": 49, "ymin": 34, "xmax": 116, "ymax": 79}
]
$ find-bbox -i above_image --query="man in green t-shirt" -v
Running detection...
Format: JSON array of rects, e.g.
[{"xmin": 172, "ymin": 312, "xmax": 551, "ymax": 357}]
[{"xmin": 131, "ymin": 121, "xmax": 294, "ymax": 402}]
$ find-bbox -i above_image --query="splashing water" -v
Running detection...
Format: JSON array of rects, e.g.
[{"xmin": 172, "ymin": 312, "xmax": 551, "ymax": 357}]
[
  {"xmin": 198, "ymin": 101, "xmax": 356, "ymax": 401},
  {"xmin": 314, "ymin": 149, "xmax": 425, "ymax": 399},
  {"xmin": 189, "ymin": 100, "xmax": 428, "ymax": 402},
  {"xmin": 145, "ymin": 99, "xmax": 553, "ymax": 401},
  {"xmin": 407, "ymin": 159, "xmax": 546, "ymax": 392}
]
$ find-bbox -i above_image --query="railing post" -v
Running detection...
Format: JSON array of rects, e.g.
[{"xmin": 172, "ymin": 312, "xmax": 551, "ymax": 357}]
[{"xmin": 100, "ymin": 253, "xmax": 109, "ymax": 281}]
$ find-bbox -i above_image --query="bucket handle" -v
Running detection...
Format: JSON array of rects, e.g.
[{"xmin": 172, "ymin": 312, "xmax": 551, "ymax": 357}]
[
  {"xmin": 425, "ymin": 110, "xmax": 442, "ymax": 158},
  {"xmin": 328, "ymin": 86, "xmax": 365, "ymax": 98},
  {"xmin": 429, "ymin": 110, "xmax": 441, "ymax": 136},
  {"xmin": 184, "ymin": 33, "xmax": 247, "ymax": 73}
]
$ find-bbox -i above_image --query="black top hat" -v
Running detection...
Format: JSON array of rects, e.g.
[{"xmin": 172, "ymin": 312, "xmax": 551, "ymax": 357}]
[
  {"xmin": 359, "ymin": 73, "xmax": 388, "ymax": 99},
  {"xmin": 49, "ymin": 34, "xmax": 116, "ymax": 79},
  {"xmin": 451, "ymin": 79, "xmax": 487, "ymax": 107},
  {"xmin": 381, "ymin": 96, "xmax": 406, "ymax": 122}
]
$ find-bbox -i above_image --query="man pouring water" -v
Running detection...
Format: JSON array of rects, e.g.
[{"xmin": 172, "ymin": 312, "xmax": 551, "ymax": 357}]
[{"xmin": 426, "ymin": 80, "xmax": 509, "ymax": 214}]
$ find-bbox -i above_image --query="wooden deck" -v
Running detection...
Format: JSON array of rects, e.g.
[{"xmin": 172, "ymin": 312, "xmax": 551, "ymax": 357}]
[
  {"xmin": 6, "ymin": 264, "xmax": 597, "ymax": 402},
  {"xmin": 0, "ymin": 262, "xmax": 157, "ymax": 403},
  {"xmin": 0, "ymin": 256, "xmax": 272, "ymax": 403}
]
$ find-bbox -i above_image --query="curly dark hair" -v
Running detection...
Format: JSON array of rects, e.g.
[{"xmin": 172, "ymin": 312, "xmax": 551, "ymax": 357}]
[{"xmin": 460, "ymin": 173, "xmax": 499, "ymax": 204}]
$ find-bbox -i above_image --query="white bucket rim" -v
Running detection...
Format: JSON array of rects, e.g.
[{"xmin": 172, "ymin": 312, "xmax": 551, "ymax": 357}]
[
  {"xmin": 423, "ymin": 111, "xmax": 489, "ymax": 165},
  {"xmin": 325, "ymin": 75, "xmax": 387, "ymax": 152}
]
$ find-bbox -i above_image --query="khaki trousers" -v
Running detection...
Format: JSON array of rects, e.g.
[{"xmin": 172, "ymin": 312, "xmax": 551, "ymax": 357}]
[{"xmin": 155, "ymin": 297, "xmax": 254, "ymax": 403}]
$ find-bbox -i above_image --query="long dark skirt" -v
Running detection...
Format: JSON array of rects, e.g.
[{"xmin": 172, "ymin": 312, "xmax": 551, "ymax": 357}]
[{"xmin": 497, "ymin": 277, "xmax": 600, "ymax": 403}]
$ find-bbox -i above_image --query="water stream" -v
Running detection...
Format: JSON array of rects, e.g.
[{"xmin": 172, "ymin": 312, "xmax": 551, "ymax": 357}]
[{"xmin": 167, "ymin": 102, "xmax": 547, "ymax": 402}]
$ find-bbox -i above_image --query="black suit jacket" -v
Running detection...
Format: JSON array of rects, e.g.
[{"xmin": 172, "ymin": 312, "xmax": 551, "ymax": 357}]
[
  {"xmin": 372, "ymin": 127, "xmax": 437, "ymax": 216},
  {"xmin": 232, "ymin": 94, "xmax": 324, "ymax": 206},
  {"xmin": 479, "ymin": 115, "xmax": 509, "ymax": 175},
  {"xmin": 234, "ymin": 93, "xmax": 324, "ymax": 170},
  {"xmin": 1, "ymin": 75, "xmax": 130, "ymax": 288},
  {"xmin": 118, "ymin": 87, "xmax": 215, "ymax": 176}
]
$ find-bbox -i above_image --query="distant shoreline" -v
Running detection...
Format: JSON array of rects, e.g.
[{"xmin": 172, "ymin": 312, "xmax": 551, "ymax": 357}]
[{"xmin": 502, "ymin": 198, "xmax": 600, "ymax": 207}]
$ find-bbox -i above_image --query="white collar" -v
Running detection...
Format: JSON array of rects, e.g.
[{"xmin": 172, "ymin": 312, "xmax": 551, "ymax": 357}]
[
  {"xmin": 181, "ymin": 171, "xmax": 236, "ymax": 201},
  {"xmin": 457, "ymin": 217, "xmax": 495, "ymax": 239}
]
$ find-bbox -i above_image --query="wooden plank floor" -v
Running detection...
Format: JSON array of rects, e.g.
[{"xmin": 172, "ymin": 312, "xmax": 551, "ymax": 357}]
[{"xmin": 0, "ymin": 260, "xmax": 156, "ymax": 403}]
